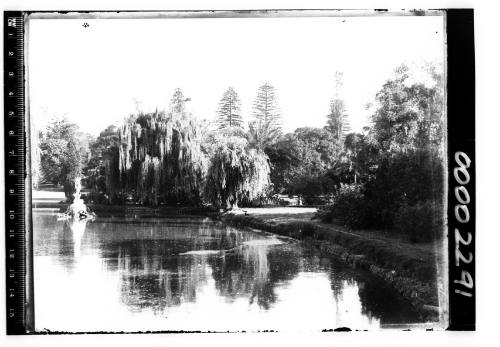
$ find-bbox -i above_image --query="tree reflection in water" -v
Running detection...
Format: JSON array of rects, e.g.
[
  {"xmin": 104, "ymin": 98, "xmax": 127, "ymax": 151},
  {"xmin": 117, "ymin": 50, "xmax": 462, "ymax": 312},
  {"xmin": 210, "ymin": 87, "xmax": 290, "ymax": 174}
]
[
  {"xmin": 67, "ymin": 218, "xmax": 88, "ymax": 257},
  {"xmin": 34, "ymin": 214, "xmax": 90, "ymax": 269},
  {"xmin": 321, "ymin": 255, "xmax": 421, "ymax": 325},
  {"xmin": 105, "ymin": 218, "xmax": 302, "ymax": 313},
  {"xmin": 208, "ymin": 242, "xmax": 302, "ymax": 310}
]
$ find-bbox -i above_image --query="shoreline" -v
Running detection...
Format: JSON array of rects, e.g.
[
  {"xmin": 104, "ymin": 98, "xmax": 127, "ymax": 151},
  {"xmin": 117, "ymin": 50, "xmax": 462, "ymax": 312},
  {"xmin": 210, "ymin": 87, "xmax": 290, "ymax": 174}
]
[{"xmin": 32, "ymin": 201, "xmax": 219, "ymax": 218}]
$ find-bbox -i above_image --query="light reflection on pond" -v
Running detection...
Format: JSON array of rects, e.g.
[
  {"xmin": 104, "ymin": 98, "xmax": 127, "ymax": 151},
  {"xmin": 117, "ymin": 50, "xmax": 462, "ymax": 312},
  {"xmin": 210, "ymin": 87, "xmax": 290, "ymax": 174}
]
[{"xmin": 33, "ymin": 211, "xmax": 422, "ymax": 332}]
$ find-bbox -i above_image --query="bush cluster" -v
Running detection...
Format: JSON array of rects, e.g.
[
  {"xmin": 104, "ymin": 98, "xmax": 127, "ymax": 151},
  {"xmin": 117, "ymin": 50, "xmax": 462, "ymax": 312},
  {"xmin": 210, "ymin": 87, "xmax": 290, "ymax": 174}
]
[
  {"xmin": 82, "ymin": 191, "xmax": 110, "ymax": 205},
  {"xmin": 394, "ymin": 200, "xmax": 443, "ymax": 242},
  {"xmin": 318, "ymin": 150, "xmax": 444, "ymax": 243},
  {"xmin": 317, "ymin": 183, "xmax": 368, "ymax": 229}
]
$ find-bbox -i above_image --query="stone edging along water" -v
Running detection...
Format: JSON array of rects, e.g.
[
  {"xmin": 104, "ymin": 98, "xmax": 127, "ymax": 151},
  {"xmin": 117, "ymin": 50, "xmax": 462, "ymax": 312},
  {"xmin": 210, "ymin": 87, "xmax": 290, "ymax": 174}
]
[{"xmin": 221, "ymin": 213, "xmax": 441, "ymax": 322}]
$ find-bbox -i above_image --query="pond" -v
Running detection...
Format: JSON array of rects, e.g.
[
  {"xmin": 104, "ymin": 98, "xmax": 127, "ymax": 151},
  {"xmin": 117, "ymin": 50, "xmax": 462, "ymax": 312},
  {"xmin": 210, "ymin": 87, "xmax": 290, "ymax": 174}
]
[{"xmin": 33, "ymin": 210, "xmax": 423, "ymax": 332}]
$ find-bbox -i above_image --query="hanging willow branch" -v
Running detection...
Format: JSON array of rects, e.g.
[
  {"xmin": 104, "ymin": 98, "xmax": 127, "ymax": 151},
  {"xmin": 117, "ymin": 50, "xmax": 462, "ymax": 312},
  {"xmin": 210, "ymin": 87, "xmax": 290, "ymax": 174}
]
[
  {"xmin": 106, "ymin": 108, "xmax": 207, "ymax": 206},
  {"xmin": 205, "ymin": 135, "xmax": 271, "ymax": 210}
]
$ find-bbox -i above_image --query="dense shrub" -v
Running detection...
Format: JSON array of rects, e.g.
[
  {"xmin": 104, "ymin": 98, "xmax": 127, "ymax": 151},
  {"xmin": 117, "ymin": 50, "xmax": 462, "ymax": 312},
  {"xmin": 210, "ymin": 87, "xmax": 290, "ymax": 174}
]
[
  {"xmin": 394, "ymin": 200, "xmax": 444, "ymax": 243},
  {"xmin": 318, "ymin": 183, "xmax": 369, "ymax": 229},
  {"xmin": 82, "ymin": 191, "xmax": 110, "ymax": 205},
  {"xmin": 317, "ymin": 149, "xmax": 444, "ymax": 243},
  {"xmin": 303, "ymin": 194, "xmax": 332, "ymax": 206},
  {"xmin": 360, "ymin": 150, "xmax": 443, "ymax": 227}
]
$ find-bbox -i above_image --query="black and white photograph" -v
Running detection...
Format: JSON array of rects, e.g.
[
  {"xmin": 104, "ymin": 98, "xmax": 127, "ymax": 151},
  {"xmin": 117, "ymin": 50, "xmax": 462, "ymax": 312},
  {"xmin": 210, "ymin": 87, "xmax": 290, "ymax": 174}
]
[
  {"xmin": 2, "ymin": 5, "xmax": 485, "ymax": 341},
  {"xmin": 22, "ymin": 10, "xmax": 449, "ymax": 333}
]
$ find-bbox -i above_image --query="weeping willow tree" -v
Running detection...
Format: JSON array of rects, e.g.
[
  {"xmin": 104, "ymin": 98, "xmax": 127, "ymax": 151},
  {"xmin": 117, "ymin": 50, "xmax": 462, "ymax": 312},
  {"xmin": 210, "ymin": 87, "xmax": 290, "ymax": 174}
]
[
  {"xmin": 106, "ymin": 89, "xmax": 207, "ymax": 205},
  {"xmin": 205, "ymin": 134, "xmax": 271, "ymax": 210}
]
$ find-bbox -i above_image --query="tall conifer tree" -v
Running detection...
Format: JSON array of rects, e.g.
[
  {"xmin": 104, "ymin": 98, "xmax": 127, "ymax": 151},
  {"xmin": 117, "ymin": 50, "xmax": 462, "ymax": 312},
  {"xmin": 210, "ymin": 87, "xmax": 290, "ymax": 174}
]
[
  {"xmin": 249, "ymin": 82, "xmax": 282, "ymax": 148},
  {"xmin": 325, "ymin": 72, "xmax": 350, "ymax": 143},
  {"xmin": 216, "ymin": 87, "xmax": 243, "ymax": 129}
]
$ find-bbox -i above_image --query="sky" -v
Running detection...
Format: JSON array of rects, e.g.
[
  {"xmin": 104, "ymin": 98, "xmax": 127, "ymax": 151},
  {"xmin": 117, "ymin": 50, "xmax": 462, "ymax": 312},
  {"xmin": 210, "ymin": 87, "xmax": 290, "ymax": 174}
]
[{"xmin": 28, "ymin": 13, "xmax": 445, "ymax": 135}]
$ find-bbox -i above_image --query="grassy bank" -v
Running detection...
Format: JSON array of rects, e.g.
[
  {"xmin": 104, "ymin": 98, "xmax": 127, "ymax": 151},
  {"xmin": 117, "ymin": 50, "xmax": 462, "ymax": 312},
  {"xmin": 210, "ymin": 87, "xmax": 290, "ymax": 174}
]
[{"xmin": 222, "ymin": 207, "xmax": 443, "ymax": 321}]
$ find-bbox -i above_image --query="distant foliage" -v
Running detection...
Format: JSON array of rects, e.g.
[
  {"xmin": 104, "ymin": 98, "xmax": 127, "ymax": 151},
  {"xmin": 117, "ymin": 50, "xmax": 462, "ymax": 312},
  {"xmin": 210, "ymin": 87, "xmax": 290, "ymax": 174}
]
[
  {"xmin": 84, "ymin": 125, "xmax": 120, "ymax": 197},
  {"xmin": 249, "ymin": 82, "xmax": 282, "ymax": 149},
  {"xmin": 325, "ymin": 72, "xmax": 350, "ymax": 143},
  {"xmin": 169, "ymin": 88, "xmax": 191, "ymax": 114},
  {"xmin": 39, "ymin": 117, "xmax": 91, "ymax": 198},
  {"xmin": 325, "ymin": 99, "xmax": 350, "ymax": 142},
  {"xmin": 205, "ymin": 134, "xmax": 271, "ymax": 210},
  {"xmin": 371, "ymin": 64, "xmax": 444, "ymax": 153},
  {"xmin": 216, "ymin": 87, "xmax": 243, "ymax": 129},
  {"xmin": 265, "ymin": 127, "xmax": 341, "ymax": 197},
  {"xmin": 248, "ymin": 119, "xmax": 282, "ymax": 151},
  {"xmin": 31, "ymin": 128, "xmax": 42, "ymax": 189},
  {"xmin": 336, "ymin": 132, "xmax": 379, "ymax": 185}
]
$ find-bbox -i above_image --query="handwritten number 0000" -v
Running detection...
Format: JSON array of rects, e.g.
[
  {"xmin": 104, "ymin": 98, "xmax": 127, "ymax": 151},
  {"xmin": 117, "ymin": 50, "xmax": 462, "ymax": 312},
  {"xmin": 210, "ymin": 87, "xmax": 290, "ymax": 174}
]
[{"xmin": 453, "ymin": 152, "xmax": 473, "ymax": 298}]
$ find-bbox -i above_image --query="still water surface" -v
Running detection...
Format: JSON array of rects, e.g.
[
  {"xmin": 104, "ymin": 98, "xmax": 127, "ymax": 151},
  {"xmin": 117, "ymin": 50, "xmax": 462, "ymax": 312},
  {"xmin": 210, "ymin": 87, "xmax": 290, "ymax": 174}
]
[{"xmin": 34, "ymin": 210, "xmax": 422, "ymax": 332}]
